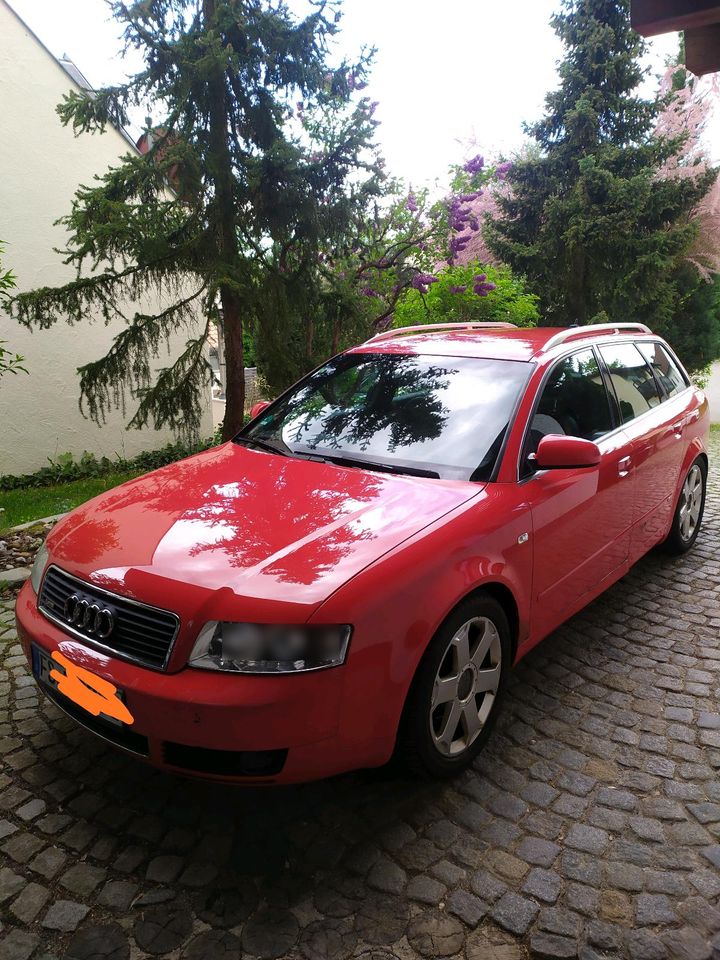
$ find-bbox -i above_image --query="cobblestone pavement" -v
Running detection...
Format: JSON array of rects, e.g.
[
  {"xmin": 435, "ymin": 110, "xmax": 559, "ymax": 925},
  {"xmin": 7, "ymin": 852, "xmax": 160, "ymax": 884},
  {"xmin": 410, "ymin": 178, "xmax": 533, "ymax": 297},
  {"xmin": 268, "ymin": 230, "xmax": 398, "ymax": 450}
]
[{"xmin": 1, "ymin": 436, "xmax": 720, "ymax": 960}]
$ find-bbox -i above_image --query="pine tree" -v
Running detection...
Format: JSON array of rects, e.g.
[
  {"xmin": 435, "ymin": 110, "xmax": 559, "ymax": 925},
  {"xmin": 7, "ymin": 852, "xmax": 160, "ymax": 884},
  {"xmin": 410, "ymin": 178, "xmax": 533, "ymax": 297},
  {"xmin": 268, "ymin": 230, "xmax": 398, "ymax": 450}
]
[
  {"xmin": 485, "ymin": 0, "xmax": 718, "ymax": 369},
  {"xmin": 7, "ymin": 0, "xmax": 384, "ymax": 439}
]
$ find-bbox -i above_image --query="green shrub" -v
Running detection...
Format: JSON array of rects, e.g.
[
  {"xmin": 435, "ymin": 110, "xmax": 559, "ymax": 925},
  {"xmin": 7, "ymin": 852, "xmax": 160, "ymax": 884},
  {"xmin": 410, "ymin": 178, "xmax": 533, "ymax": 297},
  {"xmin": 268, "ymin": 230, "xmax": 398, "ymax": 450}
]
[
  {"xmin": 392, "ymin": 262, "xmax": 539, "ymax": 330},
  {"xmin": 0, "ymin": 437, "xmax": 218, "ymax": 492}
]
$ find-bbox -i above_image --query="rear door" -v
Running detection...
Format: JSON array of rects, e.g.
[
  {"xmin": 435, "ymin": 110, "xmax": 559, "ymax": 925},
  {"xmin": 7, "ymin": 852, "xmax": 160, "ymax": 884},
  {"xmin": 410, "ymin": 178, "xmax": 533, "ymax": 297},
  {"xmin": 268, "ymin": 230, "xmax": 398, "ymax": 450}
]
[
  {"xmin": 598, "ymin": 341, "xmax": 689, "ymax": 559},
  {"xmin": 522, "ymin": 348, "xmax": 634, "ymax": 637}
]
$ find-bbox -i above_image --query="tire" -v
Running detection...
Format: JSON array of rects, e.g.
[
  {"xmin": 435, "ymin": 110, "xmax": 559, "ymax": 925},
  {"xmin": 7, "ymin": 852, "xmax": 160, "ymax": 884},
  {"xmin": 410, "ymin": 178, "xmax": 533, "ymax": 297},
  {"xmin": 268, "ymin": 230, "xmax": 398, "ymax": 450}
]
[
  {"xmin": 663, "ymin": 457, "xmax": 707, "ymax": 555},
  {"xmin": 397, "ymin": 593, "xmax": 512, "ymax": 779}
]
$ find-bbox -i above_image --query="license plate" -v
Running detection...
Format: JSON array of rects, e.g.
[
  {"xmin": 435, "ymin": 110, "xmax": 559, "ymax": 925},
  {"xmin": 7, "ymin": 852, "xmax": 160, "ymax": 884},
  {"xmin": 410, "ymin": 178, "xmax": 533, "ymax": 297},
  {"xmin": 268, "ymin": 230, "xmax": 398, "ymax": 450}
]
[{"xmin": 31, "ymin": 644, "xmax": 133, "ymax": 728}]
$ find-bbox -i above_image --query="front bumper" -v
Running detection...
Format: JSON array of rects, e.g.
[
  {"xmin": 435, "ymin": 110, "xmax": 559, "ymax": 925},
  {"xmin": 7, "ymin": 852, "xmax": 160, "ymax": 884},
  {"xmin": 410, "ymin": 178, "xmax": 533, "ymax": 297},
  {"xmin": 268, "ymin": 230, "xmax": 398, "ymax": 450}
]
[{"xmin": 15, "ymin": 582, "xmax": 385, "ymax": 783}]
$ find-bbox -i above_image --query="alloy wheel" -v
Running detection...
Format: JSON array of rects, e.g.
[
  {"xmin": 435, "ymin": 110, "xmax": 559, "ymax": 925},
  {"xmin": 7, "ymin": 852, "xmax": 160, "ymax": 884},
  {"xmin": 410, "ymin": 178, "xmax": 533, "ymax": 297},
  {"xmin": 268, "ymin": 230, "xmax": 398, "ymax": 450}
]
[
  {"xmin": 430, "ymin": 616, "xmax": 502, "ymax": 757},
  {"xmin": 679, "ymin": 464, "xmax": 703, "ymax": 542}
]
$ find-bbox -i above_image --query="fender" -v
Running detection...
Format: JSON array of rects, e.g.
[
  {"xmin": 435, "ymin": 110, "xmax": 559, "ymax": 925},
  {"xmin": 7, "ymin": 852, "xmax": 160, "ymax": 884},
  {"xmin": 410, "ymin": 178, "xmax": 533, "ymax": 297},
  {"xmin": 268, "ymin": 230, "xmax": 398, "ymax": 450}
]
[{"xmin": 311, "ymin": 484, "xmax": 532, "ymax": 764}]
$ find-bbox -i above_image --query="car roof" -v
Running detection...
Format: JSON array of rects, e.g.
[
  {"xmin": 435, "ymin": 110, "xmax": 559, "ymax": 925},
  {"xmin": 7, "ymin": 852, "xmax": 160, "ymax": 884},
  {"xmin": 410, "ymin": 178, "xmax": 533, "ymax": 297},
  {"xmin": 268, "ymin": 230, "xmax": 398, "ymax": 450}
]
[{"xmin": 348, "ymin": 324, "xmax": 661, "ymax": 363}]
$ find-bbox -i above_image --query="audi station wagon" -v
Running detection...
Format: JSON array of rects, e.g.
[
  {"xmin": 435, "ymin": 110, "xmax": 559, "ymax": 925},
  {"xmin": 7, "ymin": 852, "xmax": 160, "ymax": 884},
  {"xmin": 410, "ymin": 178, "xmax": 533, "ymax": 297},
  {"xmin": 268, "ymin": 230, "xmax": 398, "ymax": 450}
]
[{"xmin": 16, "ymin": 321, "xmax": 709, "ymax": 782}]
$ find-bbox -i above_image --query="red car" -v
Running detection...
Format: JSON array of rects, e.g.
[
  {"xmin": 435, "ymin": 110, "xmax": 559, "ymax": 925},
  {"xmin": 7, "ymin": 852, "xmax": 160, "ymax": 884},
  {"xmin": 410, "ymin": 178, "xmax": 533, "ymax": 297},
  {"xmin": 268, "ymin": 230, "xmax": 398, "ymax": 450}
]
[{"xmin": 16, "ymin": 322, "xmax": 709, "ymax": 783}]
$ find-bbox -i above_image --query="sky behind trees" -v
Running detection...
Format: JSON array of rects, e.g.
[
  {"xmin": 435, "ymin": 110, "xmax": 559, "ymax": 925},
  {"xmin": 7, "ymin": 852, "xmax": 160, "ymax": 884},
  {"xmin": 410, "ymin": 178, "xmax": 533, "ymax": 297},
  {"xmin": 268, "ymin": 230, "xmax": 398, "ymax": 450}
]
[{"xmin": 8, "ymin": 0, "xmax": 719, "ymax": 187}]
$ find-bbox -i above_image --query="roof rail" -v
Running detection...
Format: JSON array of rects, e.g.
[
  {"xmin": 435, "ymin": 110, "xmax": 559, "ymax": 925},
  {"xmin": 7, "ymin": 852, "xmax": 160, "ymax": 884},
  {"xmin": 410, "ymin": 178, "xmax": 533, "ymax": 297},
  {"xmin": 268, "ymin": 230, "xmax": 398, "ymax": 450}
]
[
  {"xmin": 367, "ymin": 321, "xmax": 517, "ymax": 343},
  {"xmin": 541, "ymin": 322, "xmax": 652, "ymax": 353}
]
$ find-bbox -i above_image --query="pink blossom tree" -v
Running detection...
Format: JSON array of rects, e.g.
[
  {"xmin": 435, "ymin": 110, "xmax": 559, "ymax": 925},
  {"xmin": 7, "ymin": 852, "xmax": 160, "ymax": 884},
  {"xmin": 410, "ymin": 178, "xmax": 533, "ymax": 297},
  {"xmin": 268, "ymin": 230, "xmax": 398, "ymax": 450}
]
[{"xmin": 657, "ymin": 64, "xmax": 720, "ymax": 280}]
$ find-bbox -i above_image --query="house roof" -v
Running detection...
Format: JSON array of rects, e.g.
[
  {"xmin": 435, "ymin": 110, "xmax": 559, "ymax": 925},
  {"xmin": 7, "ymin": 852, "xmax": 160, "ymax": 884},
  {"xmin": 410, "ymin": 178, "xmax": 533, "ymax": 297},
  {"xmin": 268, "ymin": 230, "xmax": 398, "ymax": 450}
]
[
  {"xmin": 2, "ymin": 0, "xmax": 138, "ymax": 150},
  {"xmin": 631, "ymin": 0, "xmax": 720, "ymax": 76}
]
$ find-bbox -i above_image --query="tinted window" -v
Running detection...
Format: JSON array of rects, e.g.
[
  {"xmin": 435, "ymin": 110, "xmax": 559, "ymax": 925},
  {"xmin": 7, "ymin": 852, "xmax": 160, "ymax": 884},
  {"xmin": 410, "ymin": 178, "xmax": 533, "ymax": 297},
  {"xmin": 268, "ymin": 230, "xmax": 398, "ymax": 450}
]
[
  {"xmin": 637, "ymin": 342, "xmax": 687, "ymax": 399},
  {"xmin": 599, "ymin": 343, "xmax": 662, "ymax": 423},
  {"xmin": 240, "ymin": 352, "xmax": 531, "ymax": 481},
  {"xmin": 527, "ymin": 348, "xmax": 613, "ymax": 456}
]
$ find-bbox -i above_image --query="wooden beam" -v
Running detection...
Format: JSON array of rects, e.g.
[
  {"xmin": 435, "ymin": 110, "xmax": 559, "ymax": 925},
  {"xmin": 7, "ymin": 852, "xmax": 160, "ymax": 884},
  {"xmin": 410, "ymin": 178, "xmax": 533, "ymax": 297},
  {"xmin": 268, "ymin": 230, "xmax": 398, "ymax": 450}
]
[
  {"xmin": 685, "ymin": 23, "xmax": 720, "ymax": 75},
  {"xmin": 631, "ymin": 0, "xmax": 720, "ymax": 36}
]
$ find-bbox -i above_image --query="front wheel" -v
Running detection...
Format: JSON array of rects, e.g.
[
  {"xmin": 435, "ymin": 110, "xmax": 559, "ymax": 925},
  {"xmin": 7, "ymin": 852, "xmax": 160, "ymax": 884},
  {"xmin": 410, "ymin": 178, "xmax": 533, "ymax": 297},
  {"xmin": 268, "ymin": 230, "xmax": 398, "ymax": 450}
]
[
  {"xmin": 663, "ymin": 458, "xmax": 707, "ymax": 555},
  {"xmin": 397, "ymin": 594, "xmax": 512, "ymax": 779}
]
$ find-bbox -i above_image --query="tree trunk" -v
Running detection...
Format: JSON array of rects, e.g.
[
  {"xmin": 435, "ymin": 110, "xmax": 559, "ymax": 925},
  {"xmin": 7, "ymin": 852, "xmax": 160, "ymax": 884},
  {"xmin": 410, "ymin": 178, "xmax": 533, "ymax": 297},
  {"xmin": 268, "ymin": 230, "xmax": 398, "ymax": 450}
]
[
  {"xmin": 204, "ymin": 0, "xmax": 245, "ymax": 440},
  {"xmin": 220, "ymin": 288, "xmax": 245, "ymax": 439}
]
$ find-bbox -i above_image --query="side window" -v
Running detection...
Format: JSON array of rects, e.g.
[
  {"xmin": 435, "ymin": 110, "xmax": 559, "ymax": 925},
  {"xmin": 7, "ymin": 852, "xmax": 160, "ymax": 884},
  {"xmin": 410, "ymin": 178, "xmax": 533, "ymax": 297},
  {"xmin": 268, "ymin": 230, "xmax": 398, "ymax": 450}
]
[
  {"xmin": 522, "ymin": 349, "xmax": 613, "ymax": 472},
  {"xmin": 637, "ymin": 342, "xmax": 687, "ymax": 400},
  {"xmin": 598, "ymin": 343, "xmax": 662, "ymax": 423}
]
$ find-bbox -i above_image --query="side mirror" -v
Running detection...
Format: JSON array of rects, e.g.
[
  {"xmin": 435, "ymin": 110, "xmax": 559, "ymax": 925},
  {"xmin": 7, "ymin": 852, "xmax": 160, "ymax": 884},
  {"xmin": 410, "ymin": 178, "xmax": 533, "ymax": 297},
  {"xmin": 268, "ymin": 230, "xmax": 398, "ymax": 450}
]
[
  {"xmin": 535, "ymin": 434, "xmax": 601, "ymax": 470},
  {"xmin": 249, "ymin": 400, "xmax": 271, "ymax": 420}
]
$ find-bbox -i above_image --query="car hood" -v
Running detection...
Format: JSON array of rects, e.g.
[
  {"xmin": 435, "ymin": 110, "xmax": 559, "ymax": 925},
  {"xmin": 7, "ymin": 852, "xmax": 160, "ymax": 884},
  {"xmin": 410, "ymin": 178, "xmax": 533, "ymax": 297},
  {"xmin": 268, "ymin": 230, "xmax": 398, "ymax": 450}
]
[{"xmin": 47, "ymin": 443, "xmax": 483, "ymax": 613}]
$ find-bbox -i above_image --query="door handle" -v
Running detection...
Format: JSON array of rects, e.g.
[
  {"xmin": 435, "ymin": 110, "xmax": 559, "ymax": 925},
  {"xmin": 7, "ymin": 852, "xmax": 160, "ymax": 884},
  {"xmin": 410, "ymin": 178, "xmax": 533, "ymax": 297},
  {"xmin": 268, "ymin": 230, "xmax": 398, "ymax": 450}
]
[
  {"xmin": 618, "ymin": 456, "xmax": 632, "ymax": 478},
  {"xmin": 671, "ymin": 420, "xmax": 685, "ymax": 439}
]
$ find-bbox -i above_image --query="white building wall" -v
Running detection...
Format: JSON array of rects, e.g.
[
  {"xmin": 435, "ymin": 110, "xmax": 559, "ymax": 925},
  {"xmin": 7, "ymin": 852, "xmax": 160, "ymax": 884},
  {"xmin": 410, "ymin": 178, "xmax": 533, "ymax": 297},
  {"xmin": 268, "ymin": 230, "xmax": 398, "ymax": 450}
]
[
  {"xmin": 0, "ymin": 1, "xmax": 212, "ymax": 476},
  {"xmin": 706, "ymin": 361, "xmax": 720, "ymax": 424}
]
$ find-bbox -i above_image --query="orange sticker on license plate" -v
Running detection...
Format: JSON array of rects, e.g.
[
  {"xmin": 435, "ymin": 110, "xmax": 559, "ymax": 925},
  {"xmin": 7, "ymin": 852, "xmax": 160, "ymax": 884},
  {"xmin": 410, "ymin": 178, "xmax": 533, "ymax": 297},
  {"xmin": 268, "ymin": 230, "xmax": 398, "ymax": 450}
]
[{"xmin": 45, "ymin": 650, "xmax": 134, "ymax": 725}]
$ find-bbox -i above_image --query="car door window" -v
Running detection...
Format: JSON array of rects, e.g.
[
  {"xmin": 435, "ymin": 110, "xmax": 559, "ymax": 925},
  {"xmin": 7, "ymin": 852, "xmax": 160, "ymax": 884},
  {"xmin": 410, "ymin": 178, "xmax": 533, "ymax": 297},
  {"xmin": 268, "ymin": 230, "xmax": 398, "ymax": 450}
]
[
  {"xmin": 523, "ymin": 348, "xmax": 614, "ymax": 473},
  {"xmin": 598, "ymin": 343, "xmax": 662, "ymax": 423},
  {"xmin": 637, "ymin": 342, "xmax": 687, "ymax": 399}
]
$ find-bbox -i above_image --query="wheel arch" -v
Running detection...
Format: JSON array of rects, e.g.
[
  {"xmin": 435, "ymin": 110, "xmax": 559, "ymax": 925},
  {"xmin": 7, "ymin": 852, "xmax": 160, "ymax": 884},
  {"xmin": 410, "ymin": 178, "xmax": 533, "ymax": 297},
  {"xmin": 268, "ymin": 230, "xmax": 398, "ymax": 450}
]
[{"xmin": 459, "ymin": 581, "xmax": 520, "ymax": 664}]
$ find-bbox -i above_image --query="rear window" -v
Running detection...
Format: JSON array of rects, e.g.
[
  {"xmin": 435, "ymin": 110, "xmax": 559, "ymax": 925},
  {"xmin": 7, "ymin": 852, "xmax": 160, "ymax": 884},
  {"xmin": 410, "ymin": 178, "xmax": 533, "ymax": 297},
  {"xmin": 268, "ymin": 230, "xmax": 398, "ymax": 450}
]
[
  {"xmin": 598, "ymin": 343, "xmax": 662, "ymax": 424},
  {"xmin": 637, "ymin": 342, "xmax": 688, "ymax": 399}
]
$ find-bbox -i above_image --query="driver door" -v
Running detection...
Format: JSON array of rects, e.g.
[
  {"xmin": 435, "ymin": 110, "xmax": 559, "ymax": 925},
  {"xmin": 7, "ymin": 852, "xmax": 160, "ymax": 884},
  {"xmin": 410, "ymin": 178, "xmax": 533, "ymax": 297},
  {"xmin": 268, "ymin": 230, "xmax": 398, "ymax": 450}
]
[{"xmin": 523, "ymin": 348, "xmax": 634, "ymax": 639}]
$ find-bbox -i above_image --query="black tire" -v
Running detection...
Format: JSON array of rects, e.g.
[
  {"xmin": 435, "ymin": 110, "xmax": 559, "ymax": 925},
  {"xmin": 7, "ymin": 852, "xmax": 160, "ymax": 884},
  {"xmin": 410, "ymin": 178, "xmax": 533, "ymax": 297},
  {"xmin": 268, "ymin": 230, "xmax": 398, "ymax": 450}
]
[
  {"xmin": 662, "ymin": 457, "xmax": 707, "ymax": 555},
  {"xmin": 397, "ymin": 593, "xmax": 512, "ymax": 779}
]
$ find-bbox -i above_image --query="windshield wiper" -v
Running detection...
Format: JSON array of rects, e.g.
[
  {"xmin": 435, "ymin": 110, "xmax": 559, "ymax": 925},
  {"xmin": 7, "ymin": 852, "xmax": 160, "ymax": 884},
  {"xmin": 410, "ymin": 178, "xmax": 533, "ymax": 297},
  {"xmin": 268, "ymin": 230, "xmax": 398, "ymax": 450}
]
[
  {"xmin": 293, "ymin": 450, "xmax": 439, "ymax": 479},
  {"xmin": 234, "ymin": 436, "xmax": 290, "ymax": 457}
]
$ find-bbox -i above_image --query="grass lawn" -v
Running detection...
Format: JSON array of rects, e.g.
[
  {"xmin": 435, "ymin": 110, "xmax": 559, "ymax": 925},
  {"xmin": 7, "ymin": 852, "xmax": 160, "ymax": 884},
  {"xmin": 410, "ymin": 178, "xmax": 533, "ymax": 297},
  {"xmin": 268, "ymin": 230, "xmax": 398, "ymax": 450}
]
[{"xmin": 0, "ymin": 470, "xmax": 142, "ymax": 531}]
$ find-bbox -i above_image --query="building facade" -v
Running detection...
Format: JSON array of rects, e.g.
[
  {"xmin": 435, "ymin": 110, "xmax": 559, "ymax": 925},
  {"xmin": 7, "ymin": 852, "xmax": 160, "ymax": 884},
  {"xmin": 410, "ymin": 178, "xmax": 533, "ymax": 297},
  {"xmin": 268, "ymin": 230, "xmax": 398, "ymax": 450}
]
[{"xmin": 0, "ymin": 0, "xmax": 212, "ymax": 476}]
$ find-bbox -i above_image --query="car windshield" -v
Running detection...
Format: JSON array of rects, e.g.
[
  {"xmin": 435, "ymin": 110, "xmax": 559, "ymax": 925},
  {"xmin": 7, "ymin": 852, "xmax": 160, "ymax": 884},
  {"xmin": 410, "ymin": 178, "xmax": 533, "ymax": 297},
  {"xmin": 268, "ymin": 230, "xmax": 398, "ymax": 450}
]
[{"xmin": 237, "ymin": 352, "xmax": 531, "ymax": 482}]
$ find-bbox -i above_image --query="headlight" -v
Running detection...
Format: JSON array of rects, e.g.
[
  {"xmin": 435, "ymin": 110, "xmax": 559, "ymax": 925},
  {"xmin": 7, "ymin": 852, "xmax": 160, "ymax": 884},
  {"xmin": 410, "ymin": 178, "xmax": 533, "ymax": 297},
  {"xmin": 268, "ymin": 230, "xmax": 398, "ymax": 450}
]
[
  {"xmin": 30, "ymin": 542, "xmax": 49, "ymax": 594},
  {"xmin": 188, "ymin": 622, "xmax": 352, "ymax": 674}
]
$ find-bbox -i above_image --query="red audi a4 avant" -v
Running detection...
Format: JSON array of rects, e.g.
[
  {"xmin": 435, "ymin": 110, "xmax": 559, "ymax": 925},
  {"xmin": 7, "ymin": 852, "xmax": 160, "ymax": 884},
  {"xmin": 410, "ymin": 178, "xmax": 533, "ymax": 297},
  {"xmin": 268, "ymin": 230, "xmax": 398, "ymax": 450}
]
[{"xmin": 16, "ymin": 322, "xmax": 709, "ymax": 783}]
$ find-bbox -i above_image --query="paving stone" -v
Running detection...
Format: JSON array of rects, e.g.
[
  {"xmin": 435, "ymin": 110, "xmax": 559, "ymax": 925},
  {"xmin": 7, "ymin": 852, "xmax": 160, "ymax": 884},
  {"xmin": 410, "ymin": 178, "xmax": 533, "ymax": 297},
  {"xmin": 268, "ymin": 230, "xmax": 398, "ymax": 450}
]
[
  {"xmin": 0, "ymin": 866, "xmax": 25, "ymax": 903},
  {"xmin": 97, "ymin": 880, "xmax": 139, "ymax": 913},
  {"xmin": 134, "ymin": 903, "xmax": 193, "ymax": 954},
  {"xmin": 491, "ymin": 891, "xmax": 540, "ymax": 936},
  {"xmin": 145, "ymin": 854, "xmax": 183, "ymax": 884},
  {"xmin": 565, "ymin": 824, "xmax": 609, "ymax": 855},
  {"xmin": 636, "ymin": 894, "xmax": 677, "ymax": 926},
  {"xmin": 470, "ymin": 868, "xmax": 508, "ymax": 903},
  {"xmin": 528, "ymin": 932, "xmax": 578, "ymax": 958},
  {"xmin": 406, "ymin": 875, "xmax": 446, "ymax": 905},
  {"xmin": 42, "ymin": 900, "xmax": 90, "ymax": 932},
  {"xmin": 367, "ymin": 857, "xmax": 406, "ymax": 894},
  {"xmin": 661, "ymin": 928, "xmax": 713, "ymax": 960},
  {"xmin": 517, "ymin": 836, "xmax": 561, "ymax": 868},
  {"xmin": 446, "ymin": 889, "xmax": 488, "ymax": 926},
  {"xmin": 183, "ymin": 929, "xmax": 243, "ymax": 960},
  {"xmin": 625, "ymin": 929, "xmax": 668, "ymax": 960},
  {"xmin": 523, "ymin": 868, "xmax": 561, "ymax": 904},
  {"xmin": 64, "ymin": 922, "xmax": 130, "ymax": 960},
  {"xmin": 28, "ymin": 846, "xmax": 66, "ymax": 879},
  {"xmin": 407, "ymin": 913, "xmax": 465, "ymax": 957},
  {"xmin": 538, "ymin": 907, "xmax": 581, "ymax": 939},
  {"xmin": 60, "ymin": 862, "xmax": 106, "ymax": 897},
  {"xmin": 10, "ymin": 882, "xmax": 50, "ymax": 923},
  {"xmin": 0, "ymin": 928, "xmax": 39, "ymax": 960}
]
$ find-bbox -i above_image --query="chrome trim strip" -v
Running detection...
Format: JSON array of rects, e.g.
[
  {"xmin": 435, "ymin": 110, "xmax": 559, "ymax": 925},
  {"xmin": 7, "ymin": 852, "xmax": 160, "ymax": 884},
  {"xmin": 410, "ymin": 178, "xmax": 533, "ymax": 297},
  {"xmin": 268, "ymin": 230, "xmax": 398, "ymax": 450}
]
[{"xmin": 38, "ymin": 565, "xmax": 180, "ymax": 672}]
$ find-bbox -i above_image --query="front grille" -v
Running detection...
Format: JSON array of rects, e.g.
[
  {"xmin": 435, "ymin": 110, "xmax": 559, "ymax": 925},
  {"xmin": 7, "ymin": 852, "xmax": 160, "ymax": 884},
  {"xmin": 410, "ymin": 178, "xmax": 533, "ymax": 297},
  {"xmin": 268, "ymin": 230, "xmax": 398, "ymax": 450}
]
[
  {"xmin": 39, "ymin": 565, "xmax": 179, "ymax": 671},
  {"xmin": 162, "ymin": 741, "xmax": 288, "ymax": 778}
]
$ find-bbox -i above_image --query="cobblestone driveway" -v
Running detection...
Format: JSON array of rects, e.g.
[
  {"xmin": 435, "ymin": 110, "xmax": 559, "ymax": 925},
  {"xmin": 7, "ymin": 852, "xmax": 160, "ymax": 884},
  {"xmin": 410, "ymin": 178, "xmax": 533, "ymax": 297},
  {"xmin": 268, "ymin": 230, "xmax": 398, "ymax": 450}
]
[{"xmin": 1, "ymin": 435, "xmax": 719, "ymax": 960}]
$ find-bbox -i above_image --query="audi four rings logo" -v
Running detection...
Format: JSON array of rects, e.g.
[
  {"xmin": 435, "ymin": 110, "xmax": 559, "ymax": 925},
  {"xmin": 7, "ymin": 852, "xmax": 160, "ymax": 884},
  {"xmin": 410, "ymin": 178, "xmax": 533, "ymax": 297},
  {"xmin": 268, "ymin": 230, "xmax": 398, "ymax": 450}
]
[{"xmin": 63, "ymin": 595, "xmax": 115, "ymax": 639}]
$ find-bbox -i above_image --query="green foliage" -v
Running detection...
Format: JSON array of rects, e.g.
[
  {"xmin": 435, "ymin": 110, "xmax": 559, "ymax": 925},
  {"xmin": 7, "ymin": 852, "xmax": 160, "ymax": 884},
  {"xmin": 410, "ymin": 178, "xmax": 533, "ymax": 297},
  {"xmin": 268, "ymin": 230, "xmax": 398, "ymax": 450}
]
[
  {"xmin": 392, "ymin": 263, "xmax": 539, "ymax": 330},
  {"xmin": 0, "ymin": 243, "xmax": 26, "ymax": 379},
  {"xmin": 485, "ymin": 0, "xmax": 719, "ymax": 371},
  {"xmin": 6, "ymin": 0, "xmax": 387, "ymax": 440},
  {"xmin": 0, "ymin": 438, "xmax": 218, "ymax": 492}
]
